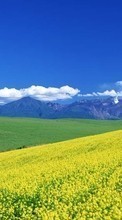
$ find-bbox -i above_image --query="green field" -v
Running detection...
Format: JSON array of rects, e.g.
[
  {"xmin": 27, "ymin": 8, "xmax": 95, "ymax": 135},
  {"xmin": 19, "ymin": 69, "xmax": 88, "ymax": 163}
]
[{"xmin": 0, "ymin": 117, "xmax": 122, "ymax": 151}]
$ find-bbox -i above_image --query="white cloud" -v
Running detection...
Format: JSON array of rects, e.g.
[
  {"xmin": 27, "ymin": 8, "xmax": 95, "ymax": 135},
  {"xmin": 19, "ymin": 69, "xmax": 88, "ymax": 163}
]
[
  {"xmin": 78, "ymin": 81, "xmax": 122, "ymax": 101},
  {"xmin": 78, "ymin": 89, "xmax": 119, "ymax": 97},
  {"xmin": 78, "ymin": 93, "xmax": 93, "ymax": 97},
  {"xmin": 97, "ymin": 90, "xmax": 118, "ymax": 97},
  {"xmin": 0, "ymin": 85, "xmax": 80, "ymax": 104},
  {"xmin": 79, "ymin": 89, "xmax": 122, "ymax": 98},
  {"xmin": 116, "ymin": 81, "xmax": 122, "ymax": 86},
  {"xmin": 1, "ymin": 81, "xmax": 122, "ymax": 105}
]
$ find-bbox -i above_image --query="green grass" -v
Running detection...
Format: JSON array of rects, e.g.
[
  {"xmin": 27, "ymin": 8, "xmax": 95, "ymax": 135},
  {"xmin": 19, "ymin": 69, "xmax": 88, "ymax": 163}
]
[{"xmin": 0, "ymin": 117, "xmax": 122, "ymax": 152}]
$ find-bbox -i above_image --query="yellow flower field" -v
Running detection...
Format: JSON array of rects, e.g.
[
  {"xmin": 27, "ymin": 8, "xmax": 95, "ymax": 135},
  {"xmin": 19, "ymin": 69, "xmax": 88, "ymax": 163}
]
[{"xmin": 0, "ymin": 131, "xmax": 122, "ymax": 219}]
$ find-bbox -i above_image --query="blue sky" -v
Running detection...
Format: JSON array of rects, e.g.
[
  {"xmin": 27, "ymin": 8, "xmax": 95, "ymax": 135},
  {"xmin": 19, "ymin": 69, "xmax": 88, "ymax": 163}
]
[{"xmin": 0, "ymin": 0, "xmax": 122, "ymax": 103}]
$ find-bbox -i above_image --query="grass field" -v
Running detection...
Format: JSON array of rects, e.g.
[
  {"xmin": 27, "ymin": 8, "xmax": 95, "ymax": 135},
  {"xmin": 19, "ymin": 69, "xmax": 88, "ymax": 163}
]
[
  {"xmin": 0, "ymin": 130, "xmax": 122, "ymax": 219},
  {"xmin": 0, "ymin": 117, "xmax": 122, "ymax": 151}
]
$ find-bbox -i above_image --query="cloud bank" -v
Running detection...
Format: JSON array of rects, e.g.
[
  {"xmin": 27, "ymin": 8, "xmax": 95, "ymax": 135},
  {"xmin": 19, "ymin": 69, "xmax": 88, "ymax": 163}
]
[
  {"xmin": 0, "ymin": 81, "xmax": 122, "ymax": 105},
  {"xmin": 0, "ymin": 85, "xmax": 80, "ymax": 105},
  {"xmin": 78, "ymin": 81, "xmax": 122, "ymax": 100}
]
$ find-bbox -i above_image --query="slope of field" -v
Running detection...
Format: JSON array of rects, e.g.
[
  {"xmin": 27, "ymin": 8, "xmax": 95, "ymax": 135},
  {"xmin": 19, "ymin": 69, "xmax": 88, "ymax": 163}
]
[
  {"xmin": 0, "ymin": 131, "xmax": 122, "ymax": 219},
  {"xmin": 0, "ymin": 117, "xmax": 122, "ymax": 151}
]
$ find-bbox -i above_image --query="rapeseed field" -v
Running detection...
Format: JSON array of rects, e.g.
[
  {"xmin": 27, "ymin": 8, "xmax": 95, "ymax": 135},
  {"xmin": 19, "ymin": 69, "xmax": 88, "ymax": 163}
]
[{"xmin": 0, "ymin": 131, "xmax": 122, "ymax": 219}]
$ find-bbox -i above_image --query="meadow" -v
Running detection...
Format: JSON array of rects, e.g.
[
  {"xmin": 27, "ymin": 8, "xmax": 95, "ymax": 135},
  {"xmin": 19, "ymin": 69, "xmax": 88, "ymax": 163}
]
[
  {"xmin": 0, "ymin": 130, "xmax": 122, "ymax": 219},
  {"xmin": 0, "ymin": 117, "xmax": 122, "ymax": 151}
]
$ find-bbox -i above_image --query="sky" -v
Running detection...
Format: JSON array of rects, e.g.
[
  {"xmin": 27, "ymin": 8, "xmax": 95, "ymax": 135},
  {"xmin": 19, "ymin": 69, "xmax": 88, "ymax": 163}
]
[{"xmin": 0, "ymin": 0, "xmax": 122, "ymax": 104}]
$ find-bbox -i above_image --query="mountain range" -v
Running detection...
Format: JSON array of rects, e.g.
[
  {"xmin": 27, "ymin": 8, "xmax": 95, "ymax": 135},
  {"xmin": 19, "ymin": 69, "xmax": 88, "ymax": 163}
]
[{"xmin": 0, "ymin": 96, "xmax": 122, "ymax": 119}]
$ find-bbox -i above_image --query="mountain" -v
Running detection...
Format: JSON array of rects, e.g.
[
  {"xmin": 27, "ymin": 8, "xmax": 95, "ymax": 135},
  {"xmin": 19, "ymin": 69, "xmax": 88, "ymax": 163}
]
[
  {"xmin": 53, "ymin": 98, "xmax": 122, "ymax": 119},
  {"xmin": 0, "ymin": 96, "xmax": 122, "ymax": 119},
  {"xmin": 0, "ymin": 97, "xmax": 62, "ymax": 118}
]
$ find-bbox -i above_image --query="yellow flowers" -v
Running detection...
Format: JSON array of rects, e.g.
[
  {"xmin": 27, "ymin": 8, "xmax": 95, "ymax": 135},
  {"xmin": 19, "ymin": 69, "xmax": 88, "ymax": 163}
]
[{"xmin": 0, "ymin": 130, "xmax": 122, "ymax": 219}]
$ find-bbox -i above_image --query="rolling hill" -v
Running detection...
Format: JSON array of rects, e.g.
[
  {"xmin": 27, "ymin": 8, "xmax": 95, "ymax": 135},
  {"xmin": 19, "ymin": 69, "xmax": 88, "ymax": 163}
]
[
  {"xmin": 0, "ymin": 117, "xmax": 122, "ymax": 151},
  {"xmin": 0, "ymin": 130, "xmax": 121, "ymax": 219}
]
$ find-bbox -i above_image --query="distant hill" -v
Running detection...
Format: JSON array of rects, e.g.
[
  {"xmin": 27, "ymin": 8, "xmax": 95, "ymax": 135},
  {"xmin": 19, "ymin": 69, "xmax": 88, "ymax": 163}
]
[
  {"xmin": 53, "ymin": 98, "xmax": 122, "ymax": 119},
  {"xmin": 0, "ymin": 97, "xmax": 63, "ymax": 118},
  {"xmin": 0, "ymin": 96, "xmax": 122, "ymax": 119},
  {"xmin": 1, "ymin": 117, "xmax": 122, "ymax": 151}
]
